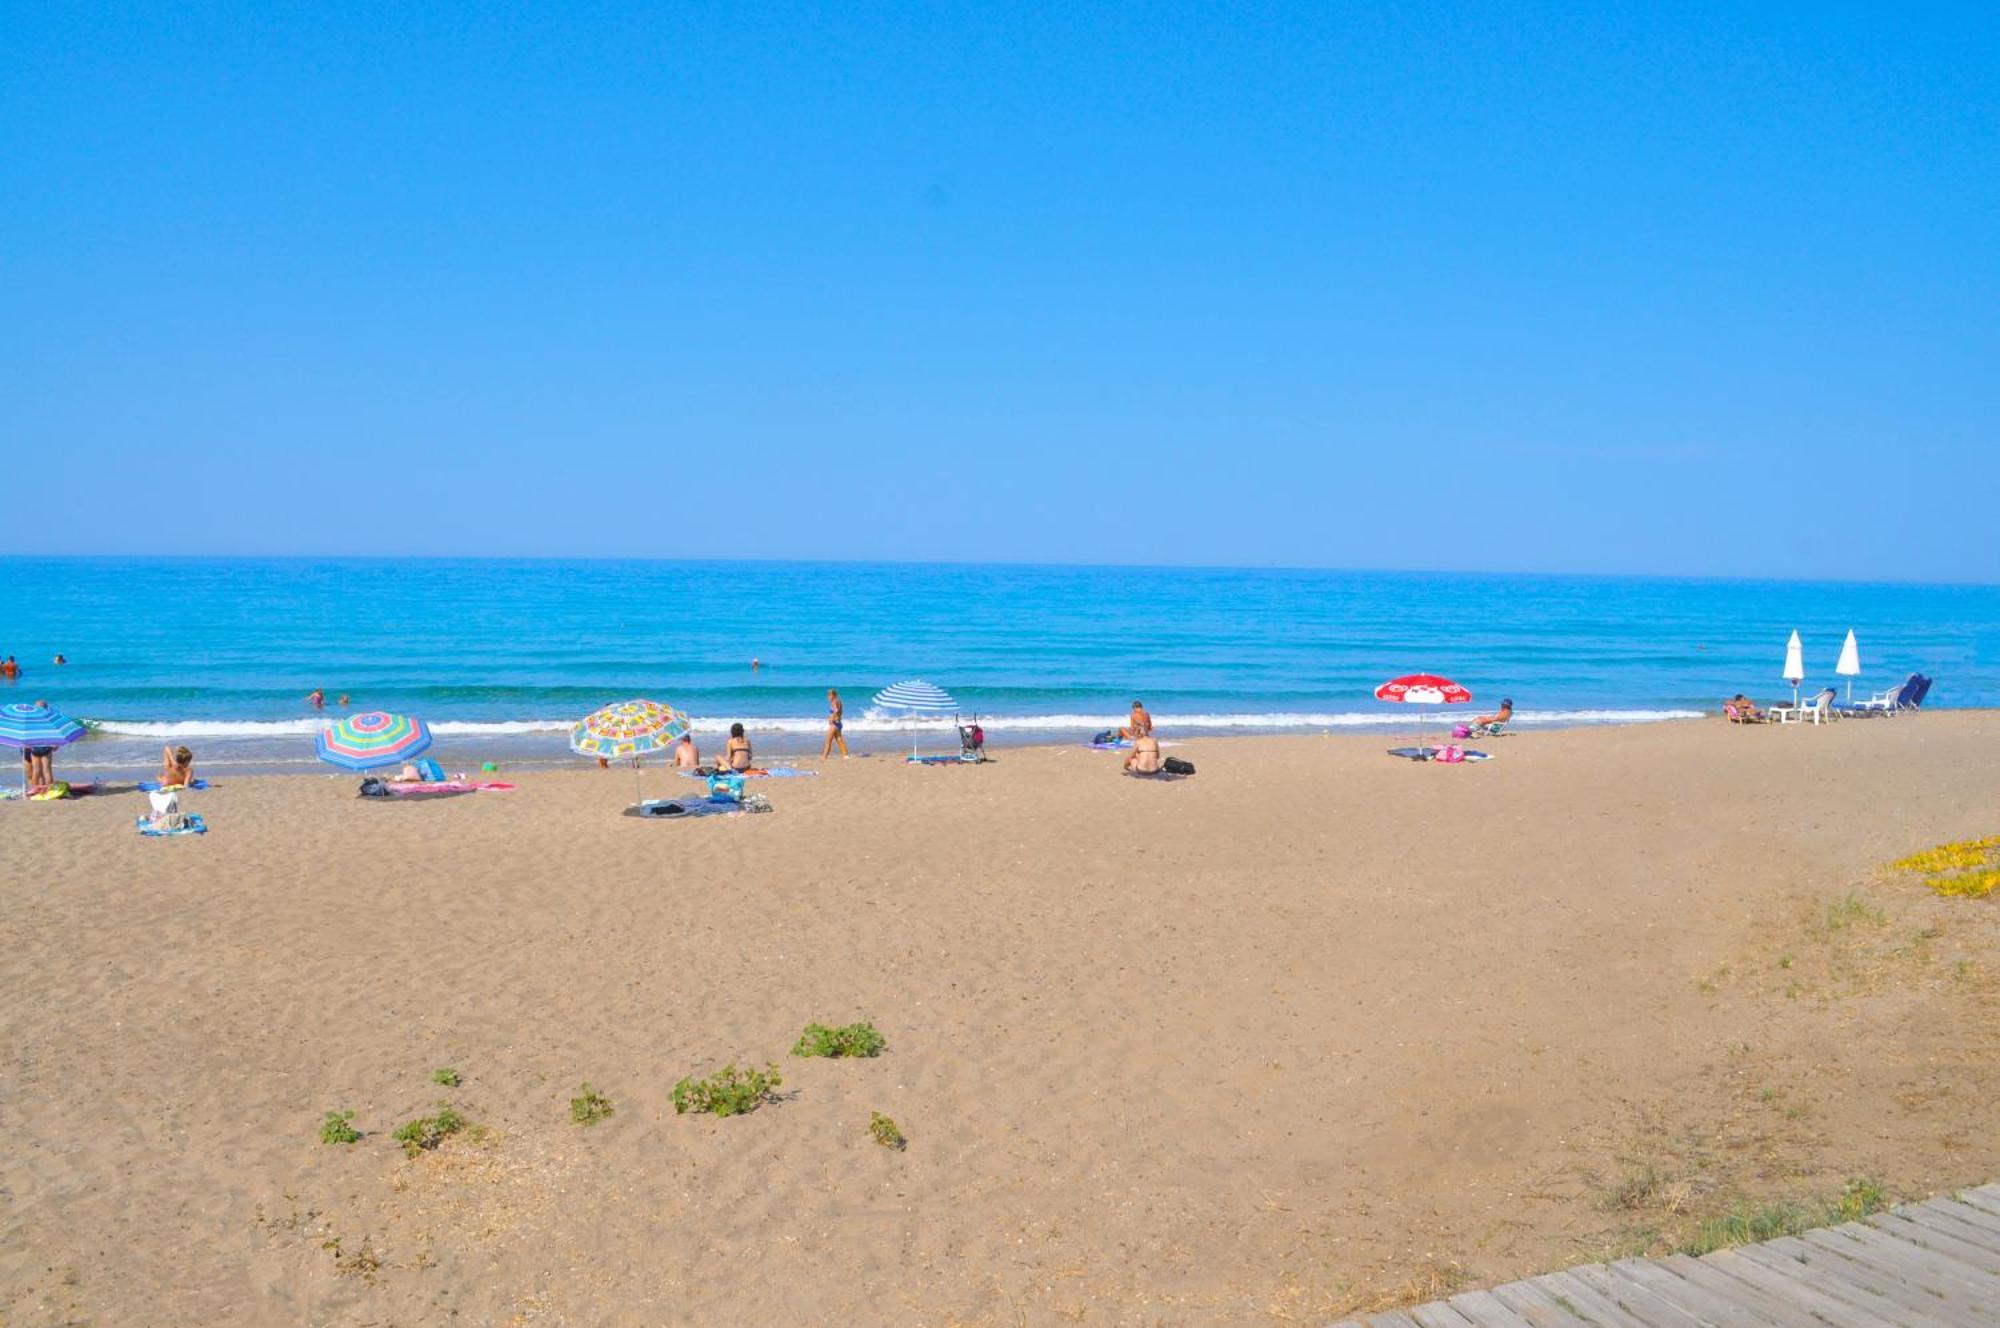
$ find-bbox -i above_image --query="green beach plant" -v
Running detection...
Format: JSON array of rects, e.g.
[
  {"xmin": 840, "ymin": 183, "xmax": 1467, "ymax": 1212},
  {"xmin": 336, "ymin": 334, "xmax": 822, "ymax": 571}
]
[
  {"xmin": 319, "ymin": 1111, "xmax": 361, "ymax": 1145},
  {"xmin": 792, "ymin": 1021, "xmax": 886, "ymax": 1059},
  {"xmin": 1678, "ymin": 1178, "xmax": 1886, "ymax": 1256},
  {"xmin": 393, "ymin": 1102, "xmax": 470, "ymax": 1156},
  {"xmin": 432, "ymin": 1067, "xmax": 462, "ymax": 1087},
  {"xmin": 672, "ymin": 1064, "xmax": 782, "ymax": 1117},
  {"xmin": 570, "ymin": 1083, "xmax": 613, "ymax": 1126},
  {"xmin": 868, "ymin": 1111, "xmax": 906, "ymax": 1151}
]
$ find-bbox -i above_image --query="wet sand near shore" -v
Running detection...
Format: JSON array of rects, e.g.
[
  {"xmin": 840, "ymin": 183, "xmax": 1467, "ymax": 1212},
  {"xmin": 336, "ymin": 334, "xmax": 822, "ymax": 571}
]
[{"xmin": 4, "ymin": 716, "xmax": 2000, "ymax": 1325}]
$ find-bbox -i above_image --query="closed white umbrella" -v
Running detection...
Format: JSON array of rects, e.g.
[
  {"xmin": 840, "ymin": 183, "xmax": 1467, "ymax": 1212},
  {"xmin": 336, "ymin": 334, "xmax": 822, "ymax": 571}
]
[
  {"xmin": 1782, "ymin": 630, "xmax": 1805, "ymax": 707},
  {"xmin": 1835, "ymin": 629, "xmax": 1861, "ymax": 702}
]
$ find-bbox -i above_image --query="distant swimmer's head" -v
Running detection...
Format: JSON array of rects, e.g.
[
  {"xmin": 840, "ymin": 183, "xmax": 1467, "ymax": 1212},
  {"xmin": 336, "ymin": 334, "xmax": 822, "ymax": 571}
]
[{"xmin": 730, "ymin": 722, "xmax": 746, "ymax": 738}]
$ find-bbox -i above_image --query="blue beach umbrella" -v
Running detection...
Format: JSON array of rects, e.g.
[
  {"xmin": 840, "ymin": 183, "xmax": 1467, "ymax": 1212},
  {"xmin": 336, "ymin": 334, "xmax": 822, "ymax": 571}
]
[
  {"xmin": 0, "ymin": 701, "xmax": 86, "ymax": 789},
  {"xmin": 873, "ymin": 679, "xmax": 958, "ymax": 755}
]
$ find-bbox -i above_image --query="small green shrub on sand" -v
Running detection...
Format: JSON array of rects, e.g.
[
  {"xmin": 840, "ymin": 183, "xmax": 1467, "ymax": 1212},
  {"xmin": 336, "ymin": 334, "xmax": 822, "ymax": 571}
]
[
  {"xmin": 672, "ymin": 1064, "xmax": 782, "ymax": 1117},
  {"xmin": 792, "ymin": 1021, "xmax": 885, "ymax": 1058},
  {"xmin": 394, "ymin": 1102, "xmax": 469, "ymax": 1156},
  {"xmin": 570, "ymin": 1083, "xmax": 613, "ymax": 1126},
  {"xmin": 432, "ymin": 1067, "xmax": 462, "ymax": 1087},
  {"xmin": 1679, "ymin": 1178, "xmax": 1886, "ymax": 1255},
  {"xmin": 319, "ymin": 1111, "xmax": 361, "ymax": 1145},
  {"xmin": 869, "ymin": 1111, "xmax": 906, "ymax": 1151}
]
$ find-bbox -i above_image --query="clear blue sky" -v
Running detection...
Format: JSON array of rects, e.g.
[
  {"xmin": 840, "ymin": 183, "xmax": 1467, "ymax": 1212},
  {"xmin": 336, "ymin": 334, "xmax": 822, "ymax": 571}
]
[{"xmin": 3, "ymin": 3, "xmax": 1995, "ymax": 578}]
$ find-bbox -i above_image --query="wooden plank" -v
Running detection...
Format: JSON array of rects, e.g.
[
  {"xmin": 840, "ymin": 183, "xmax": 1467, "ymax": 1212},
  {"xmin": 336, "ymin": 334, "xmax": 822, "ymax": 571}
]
[
  {"xmin": 1727, "ymin": 1240, "xmax": 1958, "ymax": 1328},
  {"xmin": 1961, "ymin": 1184, "xmax": 2000, "ymax": 1209},
  {"xmin": 1653, "ymin": 1253, "xmax": 1839, "ymax": 1328},
  {"xmin": 1566, "ymin": 1264, "xmax": 1708, "ymax": 1327},
  {"xmin": 1609, "ymin": 1255, "xmax": 1775, "ymax": 1326},
  {"xmin": 1766, "ymin": 1232, "xmax": 1974, "ymax": 1325},
  {"xmin": 1530, "ymin": 1270, "xmax": 1662, "ymax": 1328},
  {"xmin": 1871, "ymin": 1210, "xmax": 2000, "ymax": 1278},
  {"xmin": 1951, "ymin": 1189, "xmax": 2000, "ymax": 1222},
  {"xmin": 1486, "ymin": 1278, "xmax": 1604, "ymax": 1327},
  {"xmin": 1896, "ymin": 1199, "xmax": 2000, "ymax": 1254},
  {"xmin": 1801, "ymin": 1223, "xmax": 2000, "ymax": 1305},
  {"xmin": 1408, "ymin": 1302, "xmax": 1480, "ymax": 1328},
  {"xmin": 1444, "ymin": 1288, "xmax": 1541, "ymax": 1326},
  {"xmin": 1691, "ymin": 1248, "xmax": 1887, "ymax": 1328}
]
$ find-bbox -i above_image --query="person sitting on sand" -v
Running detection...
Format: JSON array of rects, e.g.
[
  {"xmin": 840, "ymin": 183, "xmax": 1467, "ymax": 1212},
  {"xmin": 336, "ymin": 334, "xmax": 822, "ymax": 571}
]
[
  {"xmin": 1123, "ymin": 732, "xmax": 1163, "ymax": 775},
  {"xmin": 1121, "ymin": 700, "xmax": 1153, "ymax": 740},
  {"xmin": 721, "ymin": 722, "xmax": 754, "ymax": 773},
  {"xmin": 673, "ymin": 733, "xmax": 700, "ymax": 769},
  {"xmin": 1471, "ymin": 698, "xmax": 1513, "ymax": 734},
  {"xmin": 158, "ymin": 745, "xmax": 195, "ymax": 788}
]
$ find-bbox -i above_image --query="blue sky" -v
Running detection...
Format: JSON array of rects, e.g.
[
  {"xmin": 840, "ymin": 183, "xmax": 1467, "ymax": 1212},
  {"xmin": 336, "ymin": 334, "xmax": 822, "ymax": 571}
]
[{"xmin": 3, "ymin": 3, "xmax": 1995, "ymax": 578}]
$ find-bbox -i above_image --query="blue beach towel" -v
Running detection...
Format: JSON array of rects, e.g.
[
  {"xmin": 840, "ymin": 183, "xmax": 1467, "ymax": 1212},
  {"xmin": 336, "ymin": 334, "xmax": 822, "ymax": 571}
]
[
  {"xmin": 138, "ymin": 778, "xmax": 212, "ymax": 792},
  {"xmin": 625, "ymin": 798, "xmax": 742, "ymax": 819},
  {"xmin": 1386, "ymin": 747, "xmax": 1493, "ymax": 763},
  {"xmin": 137, "ymin": 813, "xmax": 207, "ymax": 836}
]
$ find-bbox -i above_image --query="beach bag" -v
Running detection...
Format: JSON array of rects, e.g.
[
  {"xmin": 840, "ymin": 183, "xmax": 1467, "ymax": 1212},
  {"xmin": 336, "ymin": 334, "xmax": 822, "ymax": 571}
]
[
  {"xmin": 1451, "ymin": 724, "xmax": 1472, "ymax": 739},
  {"xmin": 1163, "ymin": 756, "xmax": 1195, "ymax": 775},
  {"xmin": 707, "ymin": 772, "xmax": 746, "ymax": 803},
  {"xmin": 146, "ymin": 789, "xmax": 187, "ymax": 832},
  {"xmin": 358, "ymin": 778, "xmax": 391, "ymax": 798},
  {"xmin": 1092, "ymin": 730, "xmax": 1118, "ymax": 746}
]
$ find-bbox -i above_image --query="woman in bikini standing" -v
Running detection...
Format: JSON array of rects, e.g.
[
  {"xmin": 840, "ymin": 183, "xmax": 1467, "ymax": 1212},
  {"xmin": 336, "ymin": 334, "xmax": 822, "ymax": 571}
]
[{"xmin": 822, "ymin": 688, "xmax": 849, "ymax": 759}]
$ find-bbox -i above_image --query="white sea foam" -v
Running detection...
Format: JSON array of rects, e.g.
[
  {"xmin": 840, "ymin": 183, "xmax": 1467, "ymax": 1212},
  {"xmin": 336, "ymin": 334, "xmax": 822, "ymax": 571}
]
[{"xmin": 87, "ymin": 708, "xmax": 1701, "ymax": 740}]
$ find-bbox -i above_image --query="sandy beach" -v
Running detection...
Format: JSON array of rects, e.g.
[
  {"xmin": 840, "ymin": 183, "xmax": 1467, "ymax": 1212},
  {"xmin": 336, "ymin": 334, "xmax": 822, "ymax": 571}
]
[{"xmin": 4, "ymin": 716, "xmax": 2000, "ymax": 1325}]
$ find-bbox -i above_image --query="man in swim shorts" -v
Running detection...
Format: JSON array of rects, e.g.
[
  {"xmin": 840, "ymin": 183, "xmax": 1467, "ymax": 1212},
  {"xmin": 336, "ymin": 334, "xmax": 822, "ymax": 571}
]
[
  {"xmin": 673, "ymin": 733, "xmax": 700, "ymax": 769},
  {"xmin": 1121, "ymin": 700, "xmax": 1153, "ymax": 740}
]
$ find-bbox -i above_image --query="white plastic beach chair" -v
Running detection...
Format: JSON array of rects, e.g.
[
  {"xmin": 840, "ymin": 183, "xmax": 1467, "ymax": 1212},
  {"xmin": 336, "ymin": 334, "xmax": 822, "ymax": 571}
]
[{"xmin": 1769, "ymin": 688, "xmax": 1837, "ymax": 725}]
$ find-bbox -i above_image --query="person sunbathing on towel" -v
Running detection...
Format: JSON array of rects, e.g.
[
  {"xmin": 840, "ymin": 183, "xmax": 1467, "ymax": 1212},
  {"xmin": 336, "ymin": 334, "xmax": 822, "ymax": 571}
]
[
  {"xmin": 158, "ymin": 744, "xmax": 195, "ymax": 788},
  {"xmin": 722, "ymin": 723, "xmax": 754, "ymax": 773},
  {"xmin": 1123, "ymin": 733, "xmax": 1162, "ymax": 775},
  {"xmin": 673, "ymin": 733, "xmax": 700, "ymax": 769}
]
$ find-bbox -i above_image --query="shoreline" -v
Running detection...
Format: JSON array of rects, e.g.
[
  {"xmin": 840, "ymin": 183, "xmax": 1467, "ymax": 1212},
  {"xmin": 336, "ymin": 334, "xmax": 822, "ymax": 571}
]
[{"xmin": 54, "ymin": 707, "xmax": 1729, "ymax": 775}]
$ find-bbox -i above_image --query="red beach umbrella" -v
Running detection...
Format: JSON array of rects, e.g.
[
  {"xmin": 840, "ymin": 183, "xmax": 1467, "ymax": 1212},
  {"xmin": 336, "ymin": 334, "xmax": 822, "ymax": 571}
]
[{"xmin": 1374, "ymin": 674, "xmax": 1473, "ymax": 706}]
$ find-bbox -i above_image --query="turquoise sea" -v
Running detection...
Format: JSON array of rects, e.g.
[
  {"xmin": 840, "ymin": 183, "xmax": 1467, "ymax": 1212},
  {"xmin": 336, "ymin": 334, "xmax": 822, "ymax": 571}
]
[{"xmin": 0, "ymin": 558, "xmax": 1991, "ymax": 770}]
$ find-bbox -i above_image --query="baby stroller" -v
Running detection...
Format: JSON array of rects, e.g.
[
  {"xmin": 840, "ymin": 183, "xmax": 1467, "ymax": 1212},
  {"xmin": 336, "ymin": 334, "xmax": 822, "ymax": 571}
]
[{"xmin": 958, "ymin": 719, "xmax": 986, "ymax": 762}]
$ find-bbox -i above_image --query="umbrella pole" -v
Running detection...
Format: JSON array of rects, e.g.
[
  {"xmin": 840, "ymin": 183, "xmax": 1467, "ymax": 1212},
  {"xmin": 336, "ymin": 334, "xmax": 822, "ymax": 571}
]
[{"xmin": 632, "ymin": 759, "xmax": 643, "ymax": 806}]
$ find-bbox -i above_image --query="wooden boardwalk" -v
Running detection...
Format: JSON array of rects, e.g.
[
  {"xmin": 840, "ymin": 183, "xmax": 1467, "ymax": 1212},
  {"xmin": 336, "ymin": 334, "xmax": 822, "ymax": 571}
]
[{"xmin": 1332, "ymin": 1183, "xmax": 2000, "ymax": 1327}]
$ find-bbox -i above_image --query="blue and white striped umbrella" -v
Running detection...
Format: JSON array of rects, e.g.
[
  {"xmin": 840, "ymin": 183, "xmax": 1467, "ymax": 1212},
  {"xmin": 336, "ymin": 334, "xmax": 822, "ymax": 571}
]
[
  {"xmin": 0, "ymin": 701, "xmax": 86, "ymax": 750},
  {"xmin": 873, "ymin": 679, "xmax": 957, "ymax": 713}
]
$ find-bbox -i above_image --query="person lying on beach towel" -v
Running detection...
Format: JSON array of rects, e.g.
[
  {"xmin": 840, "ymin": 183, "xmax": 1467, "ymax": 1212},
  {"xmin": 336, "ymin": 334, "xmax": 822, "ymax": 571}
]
[{"xmin": 1123, "ymin": 733, "xmax": 1162, "ymax": 775}]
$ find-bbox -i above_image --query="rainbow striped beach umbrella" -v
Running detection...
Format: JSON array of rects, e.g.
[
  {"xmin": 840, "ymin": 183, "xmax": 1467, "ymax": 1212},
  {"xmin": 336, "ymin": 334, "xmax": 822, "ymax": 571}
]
[
  {"xmin": 571, "ymin": 699, "xmax": 689, "ymax": 802},
  {"xmin": 316, "ymin": 711, "xmax": 433, "ymax": 771},
  {"xmin": 0, "ymin": 701, "xmax": 87, "ymax": 751}
]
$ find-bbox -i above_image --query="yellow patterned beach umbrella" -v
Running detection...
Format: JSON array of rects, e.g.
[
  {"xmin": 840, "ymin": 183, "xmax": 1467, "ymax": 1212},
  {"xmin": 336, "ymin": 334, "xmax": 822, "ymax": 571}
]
[{"xmin": 571, "ymin": 699, "xmax": 689, "ymax": 803}]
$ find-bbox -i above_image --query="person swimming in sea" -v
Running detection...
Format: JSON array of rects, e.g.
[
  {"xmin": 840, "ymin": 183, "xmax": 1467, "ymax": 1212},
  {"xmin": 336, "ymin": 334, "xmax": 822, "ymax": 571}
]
[
  {"xmin": 822, "ymin": 688, "xmax": 848, "ymax": 759},
  {"xmin": 306, "ymin": 688, "xmax": 325, "ymax": 709}
]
